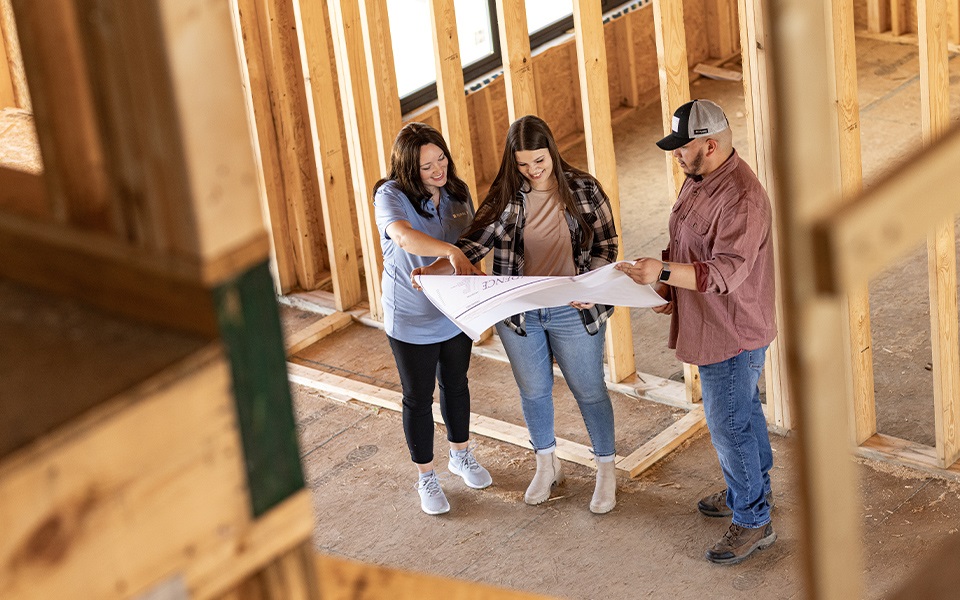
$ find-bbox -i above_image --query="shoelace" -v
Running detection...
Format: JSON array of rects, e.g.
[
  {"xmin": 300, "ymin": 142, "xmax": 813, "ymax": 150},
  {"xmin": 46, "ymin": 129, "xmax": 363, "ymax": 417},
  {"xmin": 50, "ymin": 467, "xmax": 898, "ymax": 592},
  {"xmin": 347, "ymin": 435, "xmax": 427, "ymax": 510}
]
[
  {"xmin": 456, "ymin": 450, "xmax": 482, "ymax": 472},
  {"xmin": 722, "ymin": 524, "xmax": 746, "ymax": 543},
  {"xmin": 417, "ymin": 475, "xmax": 443, "ymax": 497}
]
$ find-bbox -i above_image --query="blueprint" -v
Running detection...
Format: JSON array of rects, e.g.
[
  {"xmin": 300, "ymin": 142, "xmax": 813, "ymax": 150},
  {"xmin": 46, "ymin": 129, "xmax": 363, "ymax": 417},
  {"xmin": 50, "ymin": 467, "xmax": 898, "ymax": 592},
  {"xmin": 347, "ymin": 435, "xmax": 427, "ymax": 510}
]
[{"xmin": 415, "ymin": 261, "xmax": 668, "ymax": 340}]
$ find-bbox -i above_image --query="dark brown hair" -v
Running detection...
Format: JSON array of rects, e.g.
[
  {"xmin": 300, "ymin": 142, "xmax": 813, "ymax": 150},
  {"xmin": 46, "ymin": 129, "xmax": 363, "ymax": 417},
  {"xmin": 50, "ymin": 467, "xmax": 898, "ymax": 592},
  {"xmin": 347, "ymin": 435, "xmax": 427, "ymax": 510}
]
[
  {"xmin": 466, "ymin": 115, "xmax": 597, "ymax": 249},
  {"xmin": 373, "ymin": 122, "xmax": 470, "ymax": 218}
]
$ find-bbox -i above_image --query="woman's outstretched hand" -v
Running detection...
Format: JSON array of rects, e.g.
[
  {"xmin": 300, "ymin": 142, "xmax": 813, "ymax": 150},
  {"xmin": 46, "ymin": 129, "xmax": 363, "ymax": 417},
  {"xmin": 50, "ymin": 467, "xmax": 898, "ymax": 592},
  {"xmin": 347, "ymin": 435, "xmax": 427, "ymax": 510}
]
[{"xmin": 447, "ymin": 247, "xmax": 484, "ymax": 276}]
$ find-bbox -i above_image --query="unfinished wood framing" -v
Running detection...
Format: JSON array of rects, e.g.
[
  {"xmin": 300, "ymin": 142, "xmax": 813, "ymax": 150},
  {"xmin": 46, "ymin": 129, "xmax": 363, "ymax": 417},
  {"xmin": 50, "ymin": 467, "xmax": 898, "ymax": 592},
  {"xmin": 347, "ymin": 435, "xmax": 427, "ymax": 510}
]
[
  {"xmin": 828, "ymin": 0, "xmax": 878, "ymax": 446},
  {"xmin": 572, "ymin": 0, "xmax": 636, "ymax": 383},
  {"xmin": 295, "ymin": 0, "xmax": 363, "ymax": 311},
  {"xmin": 429, "ymin": 0, "xmax": 478, "ymax": 202},
  {"xmin": 766, "ymin": 0, "xmax": 863, "ymax": 596},
  {"xmin": 496, "ymin": 0, "xmax": 538, "ymax": 120},
  {"xmin": 738, "ymin": 0, "xmax": 792, "ymax": 429},
  {"xmin": 868, "ymin": 0, "xmax": 892, "ymax": 33},
  {"xmin": 0, "ymin": 0, "xmax": 27, "ymax": 110},
  {"xmin": 358, "ymin": 0, "xmax": 403, "ymax": 172},
  {"xmin": 236, "ymin": 0, "xmax": 329, "ymax": 294},
  {"xmin": 891, "ymin": 0, "xmax": 908, "ymax": 35},
  {"xmin": 705, "ymin": 0, "xmax": 738, "ymax": 59},
  {"xmin": 919, "ymin": 0, "xmax": 960, "ymax": 468},
  {"xmin": 327, "ymin": 0, "xmax": 388, "ymax": 321},
  {"xmin": 10, "ymin": 0, "xmax": 111, "ymax": 231}
]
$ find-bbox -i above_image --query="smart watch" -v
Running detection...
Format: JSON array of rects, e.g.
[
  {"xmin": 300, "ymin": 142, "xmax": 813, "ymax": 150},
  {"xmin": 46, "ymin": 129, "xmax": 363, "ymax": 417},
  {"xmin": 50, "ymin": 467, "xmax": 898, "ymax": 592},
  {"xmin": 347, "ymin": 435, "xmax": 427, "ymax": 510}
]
[{"xmin": 658, "ymin": 262, "xmax": 672, "ymax": 282}]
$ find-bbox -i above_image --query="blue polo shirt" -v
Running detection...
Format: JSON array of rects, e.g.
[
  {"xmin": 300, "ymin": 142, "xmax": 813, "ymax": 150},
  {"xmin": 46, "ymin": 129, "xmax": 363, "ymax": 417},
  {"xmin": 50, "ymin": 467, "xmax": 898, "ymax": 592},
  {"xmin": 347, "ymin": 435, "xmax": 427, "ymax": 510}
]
[{"xmin": 373, "ymin": 180, "xmax": 473, "ymax": 344}]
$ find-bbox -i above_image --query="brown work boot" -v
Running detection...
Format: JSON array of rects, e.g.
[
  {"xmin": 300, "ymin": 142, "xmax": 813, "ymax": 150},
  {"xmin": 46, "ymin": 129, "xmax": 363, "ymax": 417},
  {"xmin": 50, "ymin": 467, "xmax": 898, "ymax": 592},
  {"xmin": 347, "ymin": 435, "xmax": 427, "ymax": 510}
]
[
  {"xmin": 705, "ymin": 522, "xmax": 777, "ymax": 565},
  {"xmin": 697, "ymin": 489, "xmax": 774, "ymax": 518}
]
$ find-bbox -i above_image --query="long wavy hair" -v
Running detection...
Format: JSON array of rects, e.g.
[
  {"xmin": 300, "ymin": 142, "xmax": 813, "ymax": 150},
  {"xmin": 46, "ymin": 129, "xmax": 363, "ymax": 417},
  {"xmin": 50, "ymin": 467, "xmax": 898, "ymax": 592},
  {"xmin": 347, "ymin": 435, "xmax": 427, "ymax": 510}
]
[
  {"xmin": 373, "ymin": 122, "xmax": 470, "ymax": 218},
  {"xmin": 466, "ymin": 115, "xmax": 596, "ymax": 249}
]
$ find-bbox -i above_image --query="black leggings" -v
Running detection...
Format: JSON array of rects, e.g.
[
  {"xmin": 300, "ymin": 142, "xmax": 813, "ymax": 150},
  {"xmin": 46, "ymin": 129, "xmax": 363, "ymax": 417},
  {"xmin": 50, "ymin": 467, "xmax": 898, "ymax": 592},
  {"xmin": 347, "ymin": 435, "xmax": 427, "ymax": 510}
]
[{"xmin": 387, "ymin": 333, "xmax": 473, "ymax": 464}]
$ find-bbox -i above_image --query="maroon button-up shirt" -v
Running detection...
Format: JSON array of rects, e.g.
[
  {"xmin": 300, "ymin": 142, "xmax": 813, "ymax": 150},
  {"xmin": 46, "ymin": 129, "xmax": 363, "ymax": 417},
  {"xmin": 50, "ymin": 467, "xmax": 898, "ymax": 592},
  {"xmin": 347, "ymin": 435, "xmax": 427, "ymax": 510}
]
[{"xmin": 664, "ymin": 150, "xmax": 777, "ymax": 366}]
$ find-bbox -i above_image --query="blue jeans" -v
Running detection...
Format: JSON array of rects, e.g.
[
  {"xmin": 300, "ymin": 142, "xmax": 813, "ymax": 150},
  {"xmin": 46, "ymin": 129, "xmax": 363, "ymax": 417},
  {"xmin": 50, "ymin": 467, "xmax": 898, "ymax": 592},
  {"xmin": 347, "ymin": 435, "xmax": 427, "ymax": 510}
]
[
  {"xmin": 699, "ymin": 347, "xmax": 774, "ymax": 528},
  {"xmin": 495, "ymin": 306, "xmax": 616, "ymax": 458}
]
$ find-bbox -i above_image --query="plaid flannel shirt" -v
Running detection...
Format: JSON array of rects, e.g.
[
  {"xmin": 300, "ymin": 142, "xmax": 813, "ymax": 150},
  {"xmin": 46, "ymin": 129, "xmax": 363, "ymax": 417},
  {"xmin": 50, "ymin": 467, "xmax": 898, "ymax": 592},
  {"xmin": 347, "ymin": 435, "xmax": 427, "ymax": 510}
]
[{"xmin": 457, "ymin": 172, "xmax": 618, "ymax": 336}]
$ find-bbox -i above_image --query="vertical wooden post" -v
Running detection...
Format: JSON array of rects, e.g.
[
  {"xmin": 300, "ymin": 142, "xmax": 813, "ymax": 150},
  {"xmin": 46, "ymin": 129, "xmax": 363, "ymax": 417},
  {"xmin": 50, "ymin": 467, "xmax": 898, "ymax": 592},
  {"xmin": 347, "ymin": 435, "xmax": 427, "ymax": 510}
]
[
  {"xmin": 949, "ymin": 0, "xmax": 960, "ymax": 44},
  {"xmin": 829, "ymin": 0, "xmax": 877, "ymax": 446},
  {"xmin": 614, "ymin": 16, "xmax": 641, "ymax": 108},
  {"xmin": 706, "ymin": 0, "xmax": 738, "ymax": 59},
  {"xmin": 359, "ymin": 0, "xmax": 402, "ymax": 172},
  {"xmin": 0, "ymin": 4, "xmax": 13, "ymax": 108},
  {"xmin": 572, "ymin": 0, "xmax": 636, "ymax": 383},
  {"xmin": 766, "ymin": 0, "xmax": 863, "ymax": 597},
  {"xmin": 10, "ymin": 0, "xmax": 112, "ymax": 231},
  {"xmin": 296, "ymin": 0, "xmax": 363, "ymax": 311},
  {"xmin": 235, "ymin": 0, "xmax": 328, "ymax": 294},
  {"xmin": 495, "ymin": 0, "xmax": 538, "ymax": 120},
  {"xmin": 891, "ymin": 0, "xmax": 907, "ymax": 35},
  {"xmin": 428, "ymin": 0, "xmax": 478, "ymax": 203},
  {"xmin": 919, "ymin": 0, "xmax": 960, "ymax": 468},
  {"xmin": 738, "ymin": 0, "xmax": 791, "ymax": 429},
  {"xmin": 867, "ymin": 0, "xmax": 891, "ymax": 33},
  {"xmin": 652, "ymin": 0, "xmax": 699, "ymax": 399},
  {"xmin": 0, "ymin": 0, "xmax": 28, "ymax": 110},
  {"xmin": 328, "ymin": 0, "xmax": 388, "ymax": 320}
]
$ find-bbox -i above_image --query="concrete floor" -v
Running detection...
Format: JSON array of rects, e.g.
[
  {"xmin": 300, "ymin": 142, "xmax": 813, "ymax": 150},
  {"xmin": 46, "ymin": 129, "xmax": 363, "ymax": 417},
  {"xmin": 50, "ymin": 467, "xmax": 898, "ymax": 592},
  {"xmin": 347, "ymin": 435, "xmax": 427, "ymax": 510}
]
[{"xmin": 286, "ymin": 37, "xmax": 960, "ymax": 599}]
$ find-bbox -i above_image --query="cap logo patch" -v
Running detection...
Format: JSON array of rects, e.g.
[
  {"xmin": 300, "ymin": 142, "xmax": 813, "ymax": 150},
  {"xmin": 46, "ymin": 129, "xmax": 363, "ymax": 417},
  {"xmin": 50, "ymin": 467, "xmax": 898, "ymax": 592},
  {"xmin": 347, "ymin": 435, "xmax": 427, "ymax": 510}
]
[
  {"xmin": 672, "ymin": 115, "xmax": 680, "ymax": 133},
  {"xmin": 693, "ymin": 128, "xmax": 709, "ymax": 135}
]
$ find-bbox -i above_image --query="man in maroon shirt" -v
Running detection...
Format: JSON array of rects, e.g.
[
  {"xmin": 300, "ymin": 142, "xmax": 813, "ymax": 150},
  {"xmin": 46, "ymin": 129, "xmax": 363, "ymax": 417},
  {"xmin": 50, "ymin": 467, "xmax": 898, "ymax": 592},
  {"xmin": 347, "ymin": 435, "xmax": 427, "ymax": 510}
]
[{"xmin": 617, "ymin": 99, "xmax": 777, "ymax": 565}]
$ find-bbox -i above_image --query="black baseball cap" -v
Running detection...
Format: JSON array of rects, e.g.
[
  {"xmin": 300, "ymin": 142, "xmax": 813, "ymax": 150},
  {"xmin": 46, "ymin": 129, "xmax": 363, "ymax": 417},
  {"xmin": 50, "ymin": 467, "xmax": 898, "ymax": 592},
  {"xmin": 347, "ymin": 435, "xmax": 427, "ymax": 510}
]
[{"xmin": 656, "ymin": 99, "xmax": 730, "ymax": 151}]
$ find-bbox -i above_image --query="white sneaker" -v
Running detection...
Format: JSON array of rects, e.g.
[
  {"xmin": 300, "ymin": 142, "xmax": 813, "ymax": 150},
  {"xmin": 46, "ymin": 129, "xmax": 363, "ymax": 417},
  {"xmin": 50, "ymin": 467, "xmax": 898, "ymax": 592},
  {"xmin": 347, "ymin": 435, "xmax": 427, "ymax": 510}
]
[
  {"xmin": 448, "ymin": 447, "xmax": 493, "ymax": 489},
  {"xmin": 416, "ymin": 472, "xmax": 450, "ymax": 515}
]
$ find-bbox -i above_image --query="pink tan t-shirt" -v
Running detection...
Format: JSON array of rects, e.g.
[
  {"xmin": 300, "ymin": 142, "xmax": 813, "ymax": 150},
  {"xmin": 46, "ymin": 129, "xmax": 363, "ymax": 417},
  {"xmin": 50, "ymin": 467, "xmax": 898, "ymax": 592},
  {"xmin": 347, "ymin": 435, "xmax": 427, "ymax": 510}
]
[{"xmin": 523, "ymin": 186, "xmax": 576, "ymax": 277}]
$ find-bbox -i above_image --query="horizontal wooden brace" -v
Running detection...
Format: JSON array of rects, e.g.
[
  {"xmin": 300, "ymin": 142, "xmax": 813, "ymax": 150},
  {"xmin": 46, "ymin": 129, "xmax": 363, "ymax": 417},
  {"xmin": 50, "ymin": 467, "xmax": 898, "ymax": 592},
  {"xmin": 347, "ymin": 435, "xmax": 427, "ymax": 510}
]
[
  {"xmin": 813, "ymin": 121, "xmax": 960, "ymax": 293},
  {"xmin": 0, "ymin": 211, "xmax": 272, "ymax": 337}
]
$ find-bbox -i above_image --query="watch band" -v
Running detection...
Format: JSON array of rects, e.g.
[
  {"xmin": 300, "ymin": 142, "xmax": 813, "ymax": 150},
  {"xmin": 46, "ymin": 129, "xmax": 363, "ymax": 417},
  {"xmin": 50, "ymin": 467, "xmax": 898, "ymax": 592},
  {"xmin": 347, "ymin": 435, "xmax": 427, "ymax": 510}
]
[{"xmin": 658, "ymin": 262, "xmax": 671, "ymax": 282}]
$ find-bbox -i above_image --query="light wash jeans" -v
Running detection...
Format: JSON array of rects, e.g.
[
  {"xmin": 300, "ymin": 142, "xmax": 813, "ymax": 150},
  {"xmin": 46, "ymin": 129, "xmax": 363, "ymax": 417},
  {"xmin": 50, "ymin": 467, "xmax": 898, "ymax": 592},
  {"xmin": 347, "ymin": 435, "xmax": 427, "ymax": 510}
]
[
  {"xmin": 496, "ymin": 305, "xmax": 615, "ymax": 458},
  {"xmin": 699, "ymin": 346, "xmax": 774, "ymax": 528}
]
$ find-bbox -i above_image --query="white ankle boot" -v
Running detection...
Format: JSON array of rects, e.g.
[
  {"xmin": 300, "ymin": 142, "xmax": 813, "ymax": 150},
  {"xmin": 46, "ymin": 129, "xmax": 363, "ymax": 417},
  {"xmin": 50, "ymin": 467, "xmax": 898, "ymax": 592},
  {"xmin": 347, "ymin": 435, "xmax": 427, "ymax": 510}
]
[
  {"xmin": 524, "ymin": 451, "xmax": 564, "ymax": 505},
  {"xmin": 590, "ymin": 459, "xmax": 617, "ymax": 514}
]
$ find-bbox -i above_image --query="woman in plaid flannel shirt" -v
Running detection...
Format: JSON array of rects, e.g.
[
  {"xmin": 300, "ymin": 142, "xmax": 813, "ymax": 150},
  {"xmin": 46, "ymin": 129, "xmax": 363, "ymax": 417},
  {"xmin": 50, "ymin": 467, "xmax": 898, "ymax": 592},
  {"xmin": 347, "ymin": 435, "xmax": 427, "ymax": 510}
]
[{"xmin": 416, "ymin": 115, "xmax": 620, "ymax": 514}]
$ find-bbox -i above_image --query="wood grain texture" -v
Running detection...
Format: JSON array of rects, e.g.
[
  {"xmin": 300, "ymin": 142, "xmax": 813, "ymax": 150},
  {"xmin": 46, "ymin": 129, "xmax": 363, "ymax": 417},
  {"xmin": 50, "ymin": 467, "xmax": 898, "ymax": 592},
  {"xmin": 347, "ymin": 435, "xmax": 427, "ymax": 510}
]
[
  {"xmin": 0, "ymin": 348, "xmax": 294, "ymax": 600},
  {"xmin": 327, "ymin": 0, "xmax": 386, "ymax": 320},
  {"xmin": 572, "ymin": 0, "xmax": 635, "ymax": 383},
  {"xmin": 766, "ymin": 0, "xmax": 863, "ymax": 596},
  {"xmin": 496, "ymin": 0, "xmax": 538, "ymax": 120},
  {"xmin": 235, "ymin": 0, "xmax": 328, "ymax": 293},
  {"xmin": 296, "ymin": 0, "xmax": 363, "ymax": 309}
]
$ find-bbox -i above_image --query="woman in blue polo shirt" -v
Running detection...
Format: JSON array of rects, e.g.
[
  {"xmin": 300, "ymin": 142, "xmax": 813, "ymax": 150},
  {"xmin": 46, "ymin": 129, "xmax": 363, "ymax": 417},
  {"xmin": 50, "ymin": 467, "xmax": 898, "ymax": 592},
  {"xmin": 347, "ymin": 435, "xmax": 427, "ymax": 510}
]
[{"xmin": 373, "ymin": 122, "xmax": 491, "ymax": 515}]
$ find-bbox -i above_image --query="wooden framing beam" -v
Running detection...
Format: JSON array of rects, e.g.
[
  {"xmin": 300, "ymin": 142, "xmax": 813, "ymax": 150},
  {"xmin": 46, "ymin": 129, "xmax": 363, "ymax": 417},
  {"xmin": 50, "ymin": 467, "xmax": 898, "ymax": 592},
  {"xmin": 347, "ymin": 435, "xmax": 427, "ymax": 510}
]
[
  {"xmin": 314, "ymin": 553, "xmax": 556, "ymax": 600},
  {"xmin": 738, "ymin": 0, "xmax": 791, "ymax": 429},
  {"xmin": 10, "ymin": 0, "xmax": 112, "ymax": 231},
  {"xmin": 235, "ymin": 0, "xmax": 328, "ymax": 294},
  {"xmin": 766, "ymin": 0, "xmax": 863, "ymax": 596},
  {"xmin": 919, "ymin": 0, "xmax": 960, "ymax": 468},
  {"xmin": 296, "ymin": 0, "xmax": 363, "ymax": 310},
  {"xmin": 495, "ymin": 0, "xmax": 538, "ymax": 120},
  {"xmin": 0, "ymin": 348, "xmax": 315, "ymax": 599},
  {"xmin": 0, "ymin": 0, "xmax": 27, "ymax": 110},
  {"xmin": 705, "ymin": 0, "xmax": 738, "ymax": 59},
  {"xmin": 572, "ymin": 0, "xmax": 636, "ymax": 383},
  {"xmin": 950, "ymin": 0, "xmax": 960, "ymax": 44},
  {"xmin": 652, "ymin": 0, "xmax": 699, "ymax": 400},
  {"xmin": 327, "ymin": 0, "xmax": 387, "ymax": 321},
  {"xmin": 867, "ymin": 0, "xmax": 891, "ymax": 33},
  {"xmin": 284, "ymin": 311, "xmax": 354, "ymax": 356},
  {"xmin": 428, "ymin": 0, "xmax": 478, "ymax": 202},
  {"xmin": 813, "ymin": 124, "xmax": 960, "ymax": 291},
  {"xmin": 828, "ymin": 0, "xmax": 877, "ymax": 446},
  {"xmin": 0, "ymin": 3, "xmax": 13, "ymax": 109},
  {"xmin": 891, "ymin": 0, "xmax": 908, "ymax": 35},
  {"xmin": 358, "ymin": 0, "xmax": 402, "ymax": 171},
  {"xmin": 616, "ymin": 407, "xmax": 707, "ymax": 477},
  {"xmin": 613, "ymin": 16, "xmax": 641, "ymax": 108}
]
